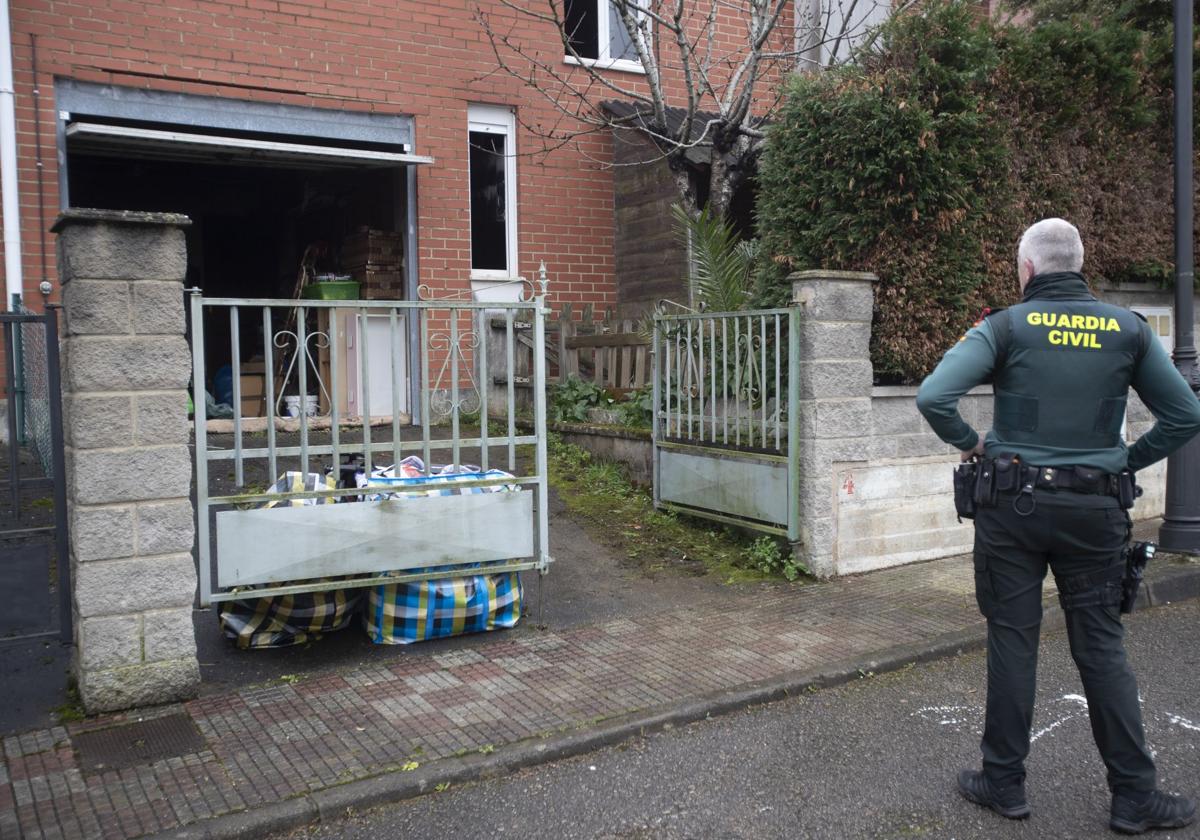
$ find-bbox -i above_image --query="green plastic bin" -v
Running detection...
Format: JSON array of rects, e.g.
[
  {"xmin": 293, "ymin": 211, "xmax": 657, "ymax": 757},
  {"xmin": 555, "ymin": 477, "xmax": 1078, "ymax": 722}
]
[{"xmin": 301, "ymin": 280, "xmax": 360, "ymax": 300}]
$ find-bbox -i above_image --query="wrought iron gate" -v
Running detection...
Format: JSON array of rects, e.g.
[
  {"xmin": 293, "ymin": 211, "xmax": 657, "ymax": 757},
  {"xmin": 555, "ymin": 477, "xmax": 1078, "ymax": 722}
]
[
  {"xmin": 652, "ymin": 308, "xmax": 800, "ymax": 541},
  {"xmin": 191, "ymin": 282, "xmax": 553, "ymax": 607},
  {"xmin": 0, "ymin": 305, "xmax": 70, "ymax": 647}
]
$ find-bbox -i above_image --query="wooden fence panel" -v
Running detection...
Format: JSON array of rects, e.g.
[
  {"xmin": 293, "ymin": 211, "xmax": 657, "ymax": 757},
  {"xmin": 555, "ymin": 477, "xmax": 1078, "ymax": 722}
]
[{"xmin": 492, "ymin": 306, "xmax": 651, "ymax": 396}]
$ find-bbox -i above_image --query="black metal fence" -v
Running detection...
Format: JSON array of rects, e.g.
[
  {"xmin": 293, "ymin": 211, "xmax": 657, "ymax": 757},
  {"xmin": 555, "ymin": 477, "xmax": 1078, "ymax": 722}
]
[{"xmin": 1, "ymin": 306, "xmax": 71, "ymax": 646}]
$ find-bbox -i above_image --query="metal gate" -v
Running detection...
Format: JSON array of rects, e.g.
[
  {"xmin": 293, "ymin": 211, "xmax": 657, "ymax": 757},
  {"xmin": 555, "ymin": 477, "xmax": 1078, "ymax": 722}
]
[
  {"xmin": 652, "ymin": 308, "xmax": 800, "ymax": 541},
  {"xmin": 0, "ymin": 305, "xmax": 70, "ymax": 647},
  {"xmin": 191, "ymin": 282, "xmax": 552, "ymax": 607}
]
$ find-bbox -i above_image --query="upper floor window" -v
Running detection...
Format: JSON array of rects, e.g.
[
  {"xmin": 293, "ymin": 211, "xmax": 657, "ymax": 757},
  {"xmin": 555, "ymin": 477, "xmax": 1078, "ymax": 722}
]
[{"xmin": 564, "ymin": 1, "xmax": 644, "ymax": 72}]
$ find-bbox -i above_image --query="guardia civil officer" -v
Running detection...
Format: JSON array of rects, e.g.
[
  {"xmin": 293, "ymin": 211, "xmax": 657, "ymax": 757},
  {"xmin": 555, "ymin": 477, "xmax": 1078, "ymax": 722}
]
[{"xmin": 916, "ymin": 218, "xmax": 1200, "ymax": 834}]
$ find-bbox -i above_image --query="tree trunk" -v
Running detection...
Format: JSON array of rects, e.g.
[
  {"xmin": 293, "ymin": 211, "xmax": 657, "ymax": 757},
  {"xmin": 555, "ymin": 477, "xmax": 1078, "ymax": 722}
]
[
  {"xmin": 707, "ymin": 134, "xmax": 754, "ymax": 221},
  {"xmin": 668, "ymin": 154, "xmax": 701, "ymax": 219}
]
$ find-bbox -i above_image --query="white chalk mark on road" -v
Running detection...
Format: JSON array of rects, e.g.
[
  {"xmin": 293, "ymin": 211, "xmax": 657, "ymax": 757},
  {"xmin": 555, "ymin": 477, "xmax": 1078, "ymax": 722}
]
[
  {"xmin": 1030, "ymin": 694, "xmax": 1089, "ymax": 742},
  {"xmin": 1166, "ymin": 713, "xmax": 1200, "ymax": 733}
]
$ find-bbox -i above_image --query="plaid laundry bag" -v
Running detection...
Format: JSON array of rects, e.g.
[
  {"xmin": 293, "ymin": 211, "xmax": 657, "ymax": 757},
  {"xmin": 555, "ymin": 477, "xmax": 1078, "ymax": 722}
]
[
  {"xmin": 219, "ymin": 471, "xmax": 363, "ymax": 649},
  {"xmin": 353, "ymin": 455, "xmax": 428, "ymax": 501},
  {"xmin": 363, "ymin": 467, "xmax": 524, "ymax": 644},
  {"xmin": 364, "ymin": 562, "xmax": 523, "ymax": 645},
  {"xmin": 220, "ymin": 588, "xmax": 362, "ymax": 650}
]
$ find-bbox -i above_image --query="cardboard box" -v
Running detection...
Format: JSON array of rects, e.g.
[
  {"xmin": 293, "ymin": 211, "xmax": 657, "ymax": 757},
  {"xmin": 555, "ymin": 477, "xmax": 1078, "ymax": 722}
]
[
  {"xmin": 341, "ymin": 227, "xmax": 403, "ymax": 269},
  {"xmin": 239, "ymin": 373, "xmax": 267, "ymax": 417},
  {"xmin": 350, "ymin": 266, "xmax": 406, "ymax": 301}
]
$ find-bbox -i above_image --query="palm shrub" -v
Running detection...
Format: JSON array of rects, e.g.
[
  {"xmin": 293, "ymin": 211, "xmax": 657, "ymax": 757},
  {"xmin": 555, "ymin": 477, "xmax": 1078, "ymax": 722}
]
[{"xmin": 672, "ymin": 203, "xmax": 759, "ymax": 313}]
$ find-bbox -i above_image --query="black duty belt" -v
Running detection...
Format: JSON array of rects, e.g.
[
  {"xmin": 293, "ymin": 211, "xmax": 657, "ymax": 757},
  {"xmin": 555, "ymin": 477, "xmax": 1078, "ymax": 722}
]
[
  {"xmin": 974, "ymin": 456, "xmax": 1139, "ymax": 516},
  {"xmin": 1015, "ymin": 464, "xmax": 1118, "ymax": 497}
]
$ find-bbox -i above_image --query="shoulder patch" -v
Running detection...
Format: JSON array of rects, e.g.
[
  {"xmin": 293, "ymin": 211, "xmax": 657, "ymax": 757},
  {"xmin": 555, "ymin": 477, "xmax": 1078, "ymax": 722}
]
[
  {"xmin": 972, "ymin": 306, "xmax": 1005, "ymax": 330},
  {"xmin": 956, "ymin": 307, "xmax": 1005, "ymax": 343}
]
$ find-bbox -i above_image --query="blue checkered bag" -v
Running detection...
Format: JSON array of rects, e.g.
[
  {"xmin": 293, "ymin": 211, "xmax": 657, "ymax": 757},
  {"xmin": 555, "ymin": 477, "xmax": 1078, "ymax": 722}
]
[
  {"xmin": 362, "ymin": 466, "xmax": 524, "ymax": 644},
  {"xmin": 369, "ymin": 468, "xmax": 517, "ymax": 499},
  {"xmin": 364, "ymin": 562, "xmax": 522, "ymax": 645}
]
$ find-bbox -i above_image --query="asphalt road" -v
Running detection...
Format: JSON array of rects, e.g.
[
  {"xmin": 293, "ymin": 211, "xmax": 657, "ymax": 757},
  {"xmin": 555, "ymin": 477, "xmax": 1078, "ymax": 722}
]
[{"xmin": 278, "ymin": 597, "xmax": 1200, "ymax": 840}]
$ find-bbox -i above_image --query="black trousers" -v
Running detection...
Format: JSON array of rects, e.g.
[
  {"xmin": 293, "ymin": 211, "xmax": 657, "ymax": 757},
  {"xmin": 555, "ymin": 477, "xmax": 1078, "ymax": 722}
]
[{"xmin": 973, "ymin": 489, "xmax": 1156, "ymax": 794}]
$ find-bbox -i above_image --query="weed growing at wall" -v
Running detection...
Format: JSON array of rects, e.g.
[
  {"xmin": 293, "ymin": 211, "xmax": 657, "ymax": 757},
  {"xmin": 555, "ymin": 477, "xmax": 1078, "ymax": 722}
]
[
  {"xmin": 547, "ymin": 434, "xmax": 809, "ymax": 583},
  {"xmin": 549, "ymin": 376, "xmax": 614, "ymax": 423}
]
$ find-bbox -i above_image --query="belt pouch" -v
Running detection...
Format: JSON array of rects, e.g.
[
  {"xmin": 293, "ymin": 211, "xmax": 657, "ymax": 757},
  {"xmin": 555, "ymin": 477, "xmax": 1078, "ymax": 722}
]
[
  {"xmin": 1117, "ymin": 471, "xmax": 1136, "ymax": 509},
  {"xmin": 974, "ymin": 458, "xmax": 1001, "ymax": 507},
  {"xmin": 954, "ymin": 461, "xmax": 978, "ymax": 520},
  {"xmin": 993, "ymin": 455, "xmax": 1020, "ymax": 494},
  {"xmin": 1073, "ymin": 466, "xmax": 1103, "ymax": 493}
]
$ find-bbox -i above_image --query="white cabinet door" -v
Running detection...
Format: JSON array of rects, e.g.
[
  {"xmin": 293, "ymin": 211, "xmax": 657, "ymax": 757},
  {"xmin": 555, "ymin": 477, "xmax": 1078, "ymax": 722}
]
[{"xmin": 345, "ymin": 313, "xmax": 409, "ymax": 418}]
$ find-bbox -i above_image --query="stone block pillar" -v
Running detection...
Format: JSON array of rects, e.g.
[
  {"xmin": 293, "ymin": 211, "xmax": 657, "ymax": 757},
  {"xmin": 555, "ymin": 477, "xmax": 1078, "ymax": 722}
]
[
  {"xmin": 790, "ymin": 270, "xmax": 877, "ymax": 577},
  {"xmin": 52, "ymin": 209, "xmax": 199, "ymax": 713}
]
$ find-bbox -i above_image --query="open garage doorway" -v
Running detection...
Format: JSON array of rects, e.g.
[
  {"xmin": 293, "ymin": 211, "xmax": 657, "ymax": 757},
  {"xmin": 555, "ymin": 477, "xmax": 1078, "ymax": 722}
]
[{"xmin": 55, "ymin": 81, "xmax": 431, "ymax": 421}]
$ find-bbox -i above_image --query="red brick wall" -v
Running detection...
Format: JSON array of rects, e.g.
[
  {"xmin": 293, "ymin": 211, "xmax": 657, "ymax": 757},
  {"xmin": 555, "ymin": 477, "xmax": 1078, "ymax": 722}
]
[{"xmin": 4, "ymin": 0, "xmax": 795, "ymax": 312}]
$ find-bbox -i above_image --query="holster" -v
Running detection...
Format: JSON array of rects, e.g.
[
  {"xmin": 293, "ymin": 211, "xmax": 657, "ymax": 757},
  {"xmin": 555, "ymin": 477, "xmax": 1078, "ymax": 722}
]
[
  {"xmin": 1116, "ymin": 471, "xmax": 1142, "ymax": 510},
  {"xmin": 1120, "ymin": 540, "xmax": 1156, "ymax": 613}
]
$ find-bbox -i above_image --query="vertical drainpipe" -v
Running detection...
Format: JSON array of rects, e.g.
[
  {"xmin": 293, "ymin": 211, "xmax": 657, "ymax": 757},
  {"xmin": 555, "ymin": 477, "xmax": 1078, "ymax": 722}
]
[{"xmin": 0, "ymin": 0, "xmax": 22, "ymax": 310}]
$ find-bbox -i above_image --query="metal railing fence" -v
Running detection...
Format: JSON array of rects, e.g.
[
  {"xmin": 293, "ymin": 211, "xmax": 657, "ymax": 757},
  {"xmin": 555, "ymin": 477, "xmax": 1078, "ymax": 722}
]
[
  {"xmin": 192, "ymin": 287, "xmax": 552, "ymax": 607},
  {"xmin": 652, "ymin": 308, "xmax": 801, "ymax": 540},
  {"xmin": 0, "ymin": 306, "xmax": 71, "ymax": 645},
  {"xmin": 16, "ymin": 303, "xmax": 53, "ymax": 476}
]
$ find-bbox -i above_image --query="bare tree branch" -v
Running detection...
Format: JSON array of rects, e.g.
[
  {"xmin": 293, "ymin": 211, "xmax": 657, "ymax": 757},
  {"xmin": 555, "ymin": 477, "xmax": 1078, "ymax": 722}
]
[{"xmin": 477, "ymin": 0, "xmax": 894, "ymax": 219}]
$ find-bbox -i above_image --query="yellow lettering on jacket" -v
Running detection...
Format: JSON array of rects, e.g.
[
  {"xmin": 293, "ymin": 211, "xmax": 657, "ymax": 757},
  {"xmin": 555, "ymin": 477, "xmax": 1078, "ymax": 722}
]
[{"xmin": 1027, "ymin": 310, "xmax": 1115, "ymax": 349}]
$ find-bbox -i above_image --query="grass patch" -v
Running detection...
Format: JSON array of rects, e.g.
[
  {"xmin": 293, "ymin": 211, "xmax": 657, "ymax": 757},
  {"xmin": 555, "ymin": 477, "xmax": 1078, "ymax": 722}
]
[
  {"xmin": 53, "ymin": 679, "xmax": 86, "ymax": 723},
  {"xmin": 547, "ymin": 434, "xmax": 809, "ymax": 584}
]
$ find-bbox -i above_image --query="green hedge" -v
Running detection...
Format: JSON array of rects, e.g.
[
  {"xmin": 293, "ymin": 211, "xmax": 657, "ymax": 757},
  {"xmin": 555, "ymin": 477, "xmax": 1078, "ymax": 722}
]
[{"xmin": 755, "ymin": 0, "xmax": 1176, "ymax": 382}]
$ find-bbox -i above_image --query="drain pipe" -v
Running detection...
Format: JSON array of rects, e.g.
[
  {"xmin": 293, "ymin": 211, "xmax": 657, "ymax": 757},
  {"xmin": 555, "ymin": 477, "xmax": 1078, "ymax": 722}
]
[{"xmin": 0, "ymin": 0, "xmax": 22, "ymax": 310}]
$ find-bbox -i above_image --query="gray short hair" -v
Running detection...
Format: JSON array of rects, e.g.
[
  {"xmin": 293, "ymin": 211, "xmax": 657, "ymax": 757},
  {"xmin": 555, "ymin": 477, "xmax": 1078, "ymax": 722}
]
[{"xmin": 1017, "ymin": 218, "xmax": 1084, "ymax": 274}]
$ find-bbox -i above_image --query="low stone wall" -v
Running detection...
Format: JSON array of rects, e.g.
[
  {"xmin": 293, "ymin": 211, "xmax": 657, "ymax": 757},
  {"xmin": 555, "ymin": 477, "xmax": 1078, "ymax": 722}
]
[
  {"xmin": 550, "ymin": 421, "xmax": 652, "ymax": 485},
  {"xmin": 791, "ymin": 270, "xmax": 1184, "ymax": 577},
  {"xmin": 830, "ymin": 387, "xmax": 1168, "ymax": 576},
  {"xmin": 828, "ymin": 386, "xmax": 991, "ymax": 575}
]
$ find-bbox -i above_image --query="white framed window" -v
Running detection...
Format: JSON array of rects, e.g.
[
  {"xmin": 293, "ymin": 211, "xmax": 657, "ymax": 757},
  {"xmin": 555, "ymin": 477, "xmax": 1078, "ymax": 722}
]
[
  {"xmin": 795, "ymin": 0, "xmax": 893, "ymax": 70},
  {"xmin": 1132, "ymin": 305, "xmax": 1174, "ymax": 353},
  {"xmin": 563, "ymin": 1, "xmax": 647, "ymax": 74},
  {"xmin": 467, "ymin": 104, "xmax": 517, "ymax": 282}
]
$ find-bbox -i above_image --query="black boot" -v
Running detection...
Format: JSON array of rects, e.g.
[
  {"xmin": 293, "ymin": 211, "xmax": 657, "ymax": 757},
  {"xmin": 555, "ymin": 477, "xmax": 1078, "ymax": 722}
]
[
  {"xmin": 1110, "ymin": 789, "xmax": 1196, "ymax": 834},
  {"xmin": 957, "ymin": 769, "xmax": 1031, "ymax": 819}
]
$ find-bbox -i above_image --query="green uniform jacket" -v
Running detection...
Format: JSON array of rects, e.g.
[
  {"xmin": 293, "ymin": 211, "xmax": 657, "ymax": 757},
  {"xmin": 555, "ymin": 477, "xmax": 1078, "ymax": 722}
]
[{"xmin": 916, "ymin": 272, "xmax": 1200, "ymax": 473}]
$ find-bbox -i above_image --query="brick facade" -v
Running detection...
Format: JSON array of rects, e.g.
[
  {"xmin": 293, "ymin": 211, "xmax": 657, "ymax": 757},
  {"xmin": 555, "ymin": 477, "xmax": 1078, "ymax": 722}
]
[{"xmin": 4, "ymin": 0, "xmax": 798, "ymax": 312}]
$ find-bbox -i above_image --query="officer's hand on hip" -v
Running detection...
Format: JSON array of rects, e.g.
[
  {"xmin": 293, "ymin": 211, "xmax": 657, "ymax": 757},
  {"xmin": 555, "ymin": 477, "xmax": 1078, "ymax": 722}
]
[{"xmin": 961, "ymin": 437, "xmax": 985, "ymax": 462}]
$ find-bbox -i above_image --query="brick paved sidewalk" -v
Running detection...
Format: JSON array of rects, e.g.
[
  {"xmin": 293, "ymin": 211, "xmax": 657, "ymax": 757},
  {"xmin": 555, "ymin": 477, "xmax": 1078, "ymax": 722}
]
[{"xmin": 2, "ymin": 554, "xmax": 1191, "ymax": 840}]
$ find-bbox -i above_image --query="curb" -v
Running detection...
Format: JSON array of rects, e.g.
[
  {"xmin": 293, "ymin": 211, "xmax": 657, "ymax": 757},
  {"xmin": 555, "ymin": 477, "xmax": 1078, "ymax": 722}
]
[
  {"xmin": 1144, "ymin": 559, "xmax": 1200, "ymax": 608},
  {"xmin": 150, "ymin": 561, "xmax": 1200, "ymax": 840}
]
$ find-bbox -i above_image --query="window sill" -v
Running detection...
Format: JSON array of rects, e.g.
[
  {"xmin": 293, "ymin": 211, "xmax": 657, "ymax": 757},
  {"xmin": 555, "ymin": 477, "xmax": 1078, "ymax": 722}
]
[
  {"xmin": 470, "ymin": 274, "xmax": 526, "ymax": 303},
  {"xmin": 564, "ymin": 55, "xmax": 646, "ymax": 75}
]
